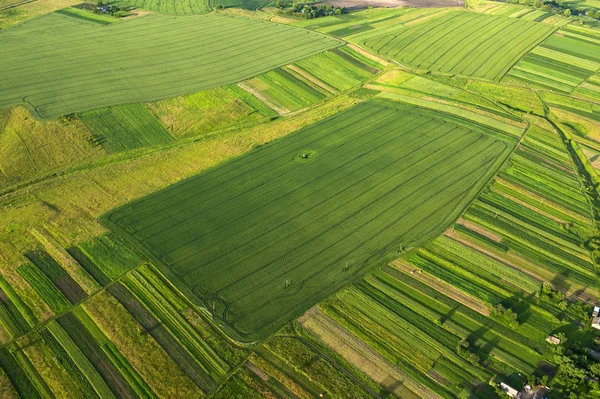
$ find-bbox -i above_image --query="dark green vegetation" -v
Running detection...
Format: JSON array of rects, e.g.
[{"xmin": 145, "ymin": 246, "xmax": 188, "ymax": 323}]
[
  {"xmin": 105, "ymin": 100, "xmax": 514, "ymax": 341},
  {"xmin": 80, "ymin": 104, "xmax": 173, "ymax": 153},
  {"xmin": 301, "ymin": 114, "xmax": 600, "ymax": 398},
  {"xmin": 362, "ymin": 11, "xmax": 555, "ymax": 80},
  {"xmin": 2, "ymin": 2, "xmax": 600, "ymax": 398},
  {"xmin": 0, "ymin": 13, "xmax": 342, "ymax": 118}
]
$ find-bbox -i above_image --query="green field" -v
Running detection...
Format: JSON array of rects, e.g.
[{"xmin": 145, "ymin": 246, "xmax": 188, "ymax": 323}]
[
  {"xmin": 113, "ymin": 0, "xmax": 268, "ymax": 14},
  {"xmin": 104, "ymin": 100, "xmax": 513, "ymax": 340},
  {"xmin": 362, "ymin": 11, "xmax": 555, "ymax": 81},
  {"xmin": 505, "ymin": 28, "xmax": 600, "ymax": 93},
  {"xmin": 0, "ymin": 13, "xmax": 342, "ymax": 118},
  {"xmin": 80, "ymin": 104, "xmax": 174, "ymax": 153},
  {"xmin": 242, "ymin": 68, "xmax": 328, "ymax": 113}
]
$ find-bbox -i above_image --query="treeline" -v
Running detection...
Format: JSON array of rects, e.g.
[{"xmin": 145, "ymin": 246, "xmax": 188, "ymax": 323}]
[
  {"xmin": 275, "ymin": 1, "xmax": 346, "ymax": 19},
  {"xmin": 507, "ymin": 0, "xmax": 600, "ymax": 19}
]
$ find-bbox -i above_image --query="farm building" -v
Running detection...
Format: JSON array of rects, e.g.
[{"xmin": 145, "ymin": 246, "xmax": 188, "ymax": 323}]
[
  {"xmin": 545, "ymin": 335, "xmax": 561, "ymax": 345},
  {"xmin": 500, "ymin": 382, "xmax": 519, "ymax": 397},
  {"xmin": 592, "ymin": 306, "xmax": 600, "ymax": 330}
]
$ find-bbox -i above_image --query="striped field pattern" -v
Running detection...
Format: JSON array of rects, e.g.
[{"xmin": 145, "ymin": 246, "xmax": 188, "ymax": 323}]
[
  {"xmin": 105, "ymin": 100, "xmax": 514, "ymax": 341},
  {"xmin": 0, "ymin": 13, "xmax": 342, "ymax": 118},
  {"xmin": 362, "ymin": 11, "xmax": 555, "ymax": 81}
]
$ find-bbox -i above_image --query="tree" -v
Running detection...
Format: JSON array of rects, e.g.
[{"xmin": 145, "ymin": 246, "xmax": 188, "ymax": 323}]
[{"xmin": 564, "ymin": 8, "xmax": 572, "ymax": 16}]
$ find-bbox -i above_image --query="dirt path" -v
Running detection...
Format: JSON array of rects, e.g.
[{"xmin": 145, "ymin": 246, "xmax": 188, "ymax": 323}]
[
  {"xmin": 495, "ymin": 177, "xmax": 591, "ymax": 224},
  {"xmin": 456, "ymin": 218, "xmax": 502, "ymax": 243},
  {"xmin": 298, "ymin": 307, "xmax": 439, "ymax": 399},
  {"xmin": 285, "ymin": 65, "xmax": 338, "ymax": 95},
  {"xmin": 389, "ymin": 259, "xmax": 491, "ymax": 316},
  {"xmin": 237, "ymin": 81, "xmax": 289, "ymax": 115},
  {"xmin": 347, "ymin": 43, "xmax": 389, "ymax": 66},
  {"xmin": 490, "ymin": 185, "xmax": 569, "ymax": 224}
]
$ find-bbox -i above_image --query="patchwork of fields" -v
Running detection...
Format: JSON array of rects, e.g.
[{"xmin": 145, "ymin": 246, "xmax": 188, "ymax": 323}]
[
  {"xmin": 362, "ymin": 11, "xmax": 555, "ymax": 81},
  {"xmin": 296, "ymin": 115, "xmax": 599, "ymax": 399},
  {"xmin": 240, "ymin": 47, "xmax": 380, "ymax": 113},
  {"xmin": 105, "ymin": 100, "xmax": 514, "ymax": 340},
  {"xmin": 3, "ymin": 0, "xmax": 600, "ymax": 397},
  {"xmin": 505, "ymin": 27, "xmax": 600, "ymax": 93},
  {"xmin": 0, "ymin": 13, "xmax": 342, "ymax": 118}
]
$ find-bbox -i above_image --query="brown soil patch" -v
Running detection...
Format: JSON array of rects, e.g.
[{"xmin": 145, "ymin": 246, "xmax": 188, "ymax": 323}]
[
  {"xmin": 122, "ymin": 9, "xmax": 152, "ymax": 19},
  {"xmin": 490, "ymin": 185, "xmax": 568, "ymax": 224},
  {"xmin": 390, "ymin": 259, "xmax": 491, "ymax": 316},
  {"xmin": 456, "ymin": 218, "xmax": 502, "ymax": 243},
  {"xmin": 347, "ymin": 43, "xmax": 389, "ymax": 66},
  {"xmin": 444, "ymin": 229, "xmax": 547, "ymax": 283},
  {"xmin": 246, "ymin": 361, "xmax": 270, "ymax": 382},
  {"xmin": 298, "ymin": 307, "xmax": 441, "ymax": 399},
  {"xmin": 494, "ymin": 177, "xmax": 592, "ymax": 224}
]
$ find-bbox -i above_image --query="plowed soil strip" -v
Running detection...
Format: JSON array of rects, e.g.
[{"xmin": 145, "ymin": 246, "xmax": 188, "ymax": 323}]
[
  {"xmin": 298, "ymin": 307, "xmax": 440, "ymax": 399},
  {"xmin": 389, "ymin": 259, "xmax": 490, "ymax": 316}
]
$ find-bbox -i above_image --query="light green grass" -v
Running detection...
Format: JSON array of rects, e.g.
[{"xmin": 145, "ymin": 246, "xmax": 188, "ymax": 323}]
[
  {"xmin": 0, "ymin": 13, "xmax": 342, "ymax": 118},
  {"xmin": 362, "ymin": 11, "xmax": 555, "ymax": 81}
]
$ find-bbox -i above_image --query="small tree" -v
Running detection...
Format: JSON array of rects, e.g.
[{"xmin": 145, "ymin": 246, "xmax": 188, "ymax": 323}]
[{"xmin": 564, "ymin": 8, "xmax": 572, "ymax": 16}]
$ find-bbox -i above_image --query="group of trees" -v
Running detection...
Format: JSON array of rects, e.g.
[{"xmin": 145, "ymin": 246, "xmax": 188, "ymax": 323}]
[
  {"xmin": 94, "ymin": 1, "xmax": 129, "ymax": 16},
  {"xmin": 507, "ymin": 0, "xmax": 600, "ymax": 20},
  {"xmin": 546, "ymin": 335, "xmax": 600, "ymax": 398},
  {"xmin": 275, "ymin": 2, "xmax": 345, "ymax": 19}
]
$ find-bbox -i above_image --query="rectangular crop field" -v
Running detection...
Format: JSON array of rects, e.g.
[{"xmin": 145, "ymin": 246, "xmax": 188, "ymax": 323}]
[
  {"xmin": 104, "ymin": 100, "xmax": 514, "ymax": 341},
  {"xmin": 504, "ymin": 29, "xmax": 600, "ymax": 93},
  {"xmin": 80, "ymin": 104, "xmax": 174, "ymax": 153},
  {"xmin": 0, "ymin": 13, "xmax": 342, "ymax": 118},
  {"xmin": 362, "ymin": 11, "xmax": 555, "ymax": 81}
]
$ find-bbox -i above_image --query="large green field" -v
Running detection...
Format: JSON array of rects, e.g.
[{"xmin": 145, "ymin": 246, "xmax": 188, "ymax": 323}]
[
  {"xmin": 362, "ymin": 11, "xmax": 555, "ymax": 81},
  {"xmin": 105, "ymin": 100, "xmax": 514, "ymax": 340},
  {"xmin": 113, "ymin": 0, "xmax": 268, "ymax": 14},
  {"xmin": 0, "ymin": 13, "xmax": 342, "ymax": 118}
]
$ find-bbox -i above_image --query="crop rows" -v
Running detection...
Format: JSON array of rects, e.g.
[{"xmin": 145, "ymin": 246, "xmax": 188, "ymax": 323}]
[
  {"xmin": 0, "ymin": 243, "xmax": 244, "ymax": 397},
  {"xmin": 80, "ymin": 103, "xmax": 174, "ymax": 153},
  {"xmin": 294, "ymin": 48, "xmax": 376, "ymax": 92},
  {"xmin": 241, "ymin": 46, "xmax": 378, "ymax": 114},
  {"xmin": 310, "ymin": 118, "xmax": 596, "ymax": 397},
  {"xmin": 105, "ymin": 100, "xmax": 513, "ymax": 341},
  {"xmin": 420, "ymin": 121, "xmax": 596, "ymax": 302},
  {"xmin": 505, "ymin": 29, "xmax": 600, "ymax": 93},
  {"xmin": 362, "ymin": 11, "xmax": 555, "ymax": 81},
  {"xmin": 0, "ymin": 13, "xmax": 342, "ymax": 118},
  {"xmin": 242, "ymin": 68, "xmax": 327, "ymax": 113}
]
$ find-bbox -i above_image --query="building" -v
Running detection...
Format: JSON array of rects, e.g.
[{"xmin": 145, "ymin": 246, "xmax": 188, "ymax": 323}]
[
  {"xmin": 592, "ymin": 306, "xmax": 600, "ymax": 330},
  {"xmin": 545, "ymin": 335, "xmax": 561, "ymax": 345},
  {"xmin": 500, "ymin": 382, "xmax": 519, "ymax": 398}
]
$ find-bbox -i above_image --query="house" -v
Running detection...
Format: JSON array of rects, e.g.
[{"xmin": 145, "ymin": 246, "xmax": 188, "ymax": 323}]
[
  {"xmin": 500, "ymin": 382, "xmax": 519, "ymax": 398},
  {"xmin": 592, "ymin": 306, "xmax": 600, "ymax": 330},
  {"xmin": 545, "ymin": 335, "xmax": 561, "ymax": 345}
]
